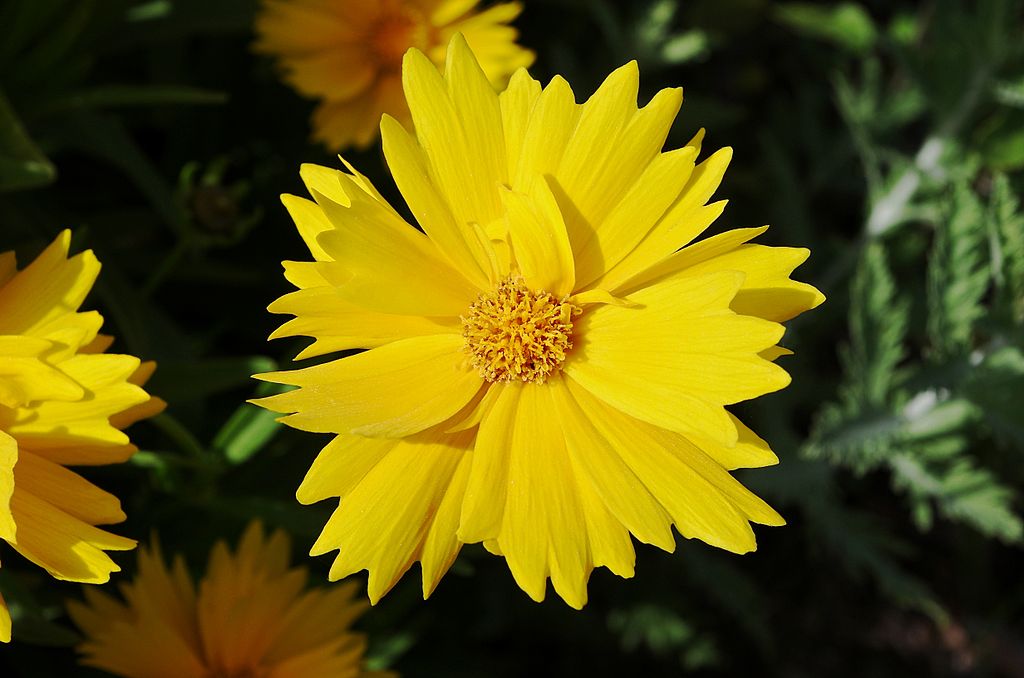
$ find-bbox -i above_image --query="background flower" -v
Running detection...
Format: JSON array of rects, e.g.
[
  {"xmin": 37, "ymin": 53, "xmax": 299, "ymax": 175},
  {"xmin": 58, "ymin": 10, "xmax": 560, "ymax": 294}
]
[
  {"xmin": 69, "ymin": 521, "xmax": 389, "ymax": 678},
  {"xmin": 254, "ymin": 0, "xmax": 534, "ymax": 149},
  {"xmin": 255, "ymin": 35, "xmax": 824, "ymax": 609},
  {"xmin": 0, "ymin": 231, "xmax": 164, "ymax": 643}
]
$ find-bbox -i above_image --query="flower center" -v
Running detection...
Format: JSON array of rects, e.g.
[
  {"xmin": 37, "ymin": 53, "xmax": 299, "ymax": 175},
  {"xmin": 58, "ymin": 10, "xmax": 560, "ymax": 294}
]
[
  {"xmin": 369, "ymin": 8, "xmax": 428, "ymax": 70},
  {"xmin": 462, "ymin": 278, "xmax": 581, "ymax": 384}
]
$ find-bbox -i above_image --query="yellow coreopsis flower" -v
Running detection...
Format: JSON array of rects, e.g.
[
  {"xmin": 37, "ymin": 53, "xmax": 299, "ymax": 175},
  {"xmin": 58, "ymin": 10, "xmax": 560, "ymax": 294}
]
[
  {"xmin": 68, "ymin": 522, "xmax": 389, "ymax": 678},
  {"xmin": 256, "ymin": 35, "xmax": 825, "ymax": 609},
  {"xmin": 0, "ymin": 231, "xmax": 164, "ymax": 642},
  {"xmin": 253, "ymin": 0, "xmax": 533, "ymax": 150}
]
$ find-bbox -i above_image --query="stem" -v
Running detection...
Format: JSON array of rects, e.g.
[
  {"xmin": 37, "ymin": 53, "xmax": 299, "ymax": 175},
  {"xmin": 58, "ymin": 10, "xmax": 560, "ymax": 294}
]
[{"xmin": 141, "ymin": 238, "xmax": 189, "ymax": 297}]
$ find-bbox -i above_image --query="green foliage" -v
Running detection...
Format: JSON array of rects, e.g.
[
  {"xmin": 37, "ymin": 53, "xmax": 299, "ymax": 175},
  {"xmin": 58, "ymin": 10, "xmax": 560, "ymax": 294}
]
[
  {"xmin": 773, "ymin": 2, "xmax": 877, "ymax": 54},
  {"xmin": 927, "ymin": 180, "xmax": 991, "ymax": 358}
]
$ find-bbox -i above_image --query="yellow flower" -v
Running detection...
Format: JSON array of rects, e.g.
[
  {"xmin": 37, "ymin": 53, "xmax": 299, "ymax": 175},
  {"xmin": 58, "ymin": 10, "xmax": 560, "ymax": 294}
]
[
  {"xmin": 256, "ymin": 36, "xmax": 825, "ymax": 609},
  {"xmin": 253, "ymin": 0, "xmax": 533, "ymax": 150},
  {"xmin": 0, "ymin": 231, "xmax": 164, "ymax": 642},
  {"xmin": 68, "ymin": 522, "xmax": 389, "ymax": 678}
]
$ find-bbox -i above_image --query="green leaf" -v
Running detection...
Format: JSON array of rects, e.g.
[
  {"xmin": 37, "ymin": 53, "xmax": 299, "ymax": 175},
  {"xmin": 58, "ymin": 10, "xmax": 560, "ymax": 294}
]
[
  {"xmin": 773, "ymin": 2, "xmax": 877, "ymax": 54},
  {"xmin": 212, "ymin": 381, "xmax": 286, "ymax": 465},
  {"xmin": 927, "ymin": 179, "xmax": 990, "ymax": 358},
  {"xmin": 988, "ymin": 174, "xmax": 1024, "ymax": 320},
  {"xmin": 660, "ymin": 30, "xmax": 710, "ymax": 64},
  {"xmin": 0, "ymin": 90, "xmax": 56, "ymax": 192},
  {"xmin": 993, "ymin": 74, "xmax": 1024, "ymax": 108},
  {"xmin": 846, "ymin": 244, "xmax": 909, "ymax": 407},
  {"xmin": 891, "ymin": 451, "xmax": 1022, "ymax": 543},
  {"xmin": 963, "ymin": 345, "xmax": 1024, "ymax": 446}
]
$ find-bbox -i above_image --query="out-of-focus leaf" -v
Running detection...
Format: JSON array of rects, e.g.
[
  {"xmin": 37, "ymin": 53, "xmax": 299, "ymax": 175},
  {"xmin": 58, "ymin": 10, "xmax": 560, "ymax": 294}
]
[
  {"xmin": 845, "ymin": 244, "xmax": 909, "ymax": 407},
  {"xmin": 993, "ymin": 75, "xmax": 1024, "ymax": 108},
  {"xmin": 963, "ymin": 346, "xmax": 1024, "ymax": 446},
  {"xmin": 31, "ymin": 84, "xmax": 227, "ymax": 117},
  {"xmin": 0, "ymin": 90, "xmax": 56, "ymax": 191},
  {"xmin": 773, "ymin": 2, "xmax": 877, "ymax": 54},
  {"xmin": 927, "ymin": 180, "xmax": 990, "ymax": 358},
  {"xmin": 212, "ymin": 381, "xmax": 286, "ymax": 464},
  {"xmin": 661, "ymin": 30, "xmax": 710, "ymax": 64}
]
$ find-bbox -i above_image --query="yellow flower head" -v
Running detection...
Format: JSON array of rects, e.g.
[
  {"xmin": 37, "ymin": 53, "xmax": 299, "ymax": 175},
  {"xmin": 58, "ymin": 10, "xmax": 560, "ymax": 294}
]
[
  {"xmin": 0, "ymin": 231, "xmax": 164, "ymax": 642},
  {"xmin": 256, "ymin": 36, "xmax": 826, "ymax": 609},
  {"xmin": 254, "ymin": 0, "xmax": 534, "ymax": 150},
  {"xmin": 68, "ymin": 522, "xmax": 387, "ymax": 678}
]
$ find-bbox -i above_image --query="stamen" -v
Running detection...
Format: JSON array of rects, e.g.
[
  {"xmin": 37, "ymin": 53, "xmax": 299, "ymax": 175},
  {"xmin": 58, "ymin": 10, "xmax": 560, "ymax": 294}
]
[{"xmin": 461, "ymin": 277, "xmax": 581, "ymax": 384}]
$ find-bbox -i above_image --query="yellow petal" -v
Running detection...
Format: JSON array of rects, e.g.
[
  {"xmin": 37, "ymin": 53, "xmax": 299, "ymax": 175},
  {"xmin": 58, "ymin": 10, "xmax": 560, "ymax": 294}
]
[
  {"xmin": 0, "ymin": 336, "xmax": 84, "ymax": 407},
  {"xmin": 0, "ymin": 432, "xmax": 16, "ymax": 543},
  {"xmin": 689, "ymin": 414, "xmax": 780, "ymax": 471},
  {"xmin": 313, "ymin": 168, "xmax": 482, "ymax": 315},
  {"xmin": 296, "ymin": 434, "xmax": 397, "ymax": 505},
  {"xmin": 269, "ymin": 286, "xmax": 459, "ymax": 359},
  {"xmin": 615, "ymin": 225, "xmax": 767, "ymax": 296},
  {"xmin": 566, "ymin": 271, "xmax": 789, "ymax": 445},
  {"xmin": 281, "ymin": 47, "xmax": 377, "ymax": 100},
  {"xmin": 511, "ymin": 75, "xmax": 579, "ymax": 193},
  {"xmin": 501, "ymin": 178, "xmax": 575, "ymax": 296},
  {"xmin": 9, "ymin": 488, "xmax": 134, "ymax": 583},
  {"xmin": 496, "ymin": 383, "xmax": 589, "ymax": 609},
  {"xmin": 255, "ymin": 335, "xmax": 482, "ymax": 437},
  {"xmin": 381, "ymin": 114, "xmax": 496, "ymax": 288},
  {"xmin": 499, "ymin": 67, "xmax": 542, "ymax": 181},
  {"xmin": 0, "ymin": 231, "xmax": 100, "ymax": 336},
  {"xmin": 399, "ymin": 46, "xmax": 503, "ymax": 280},
  {"xmin": 550, "ymin": 379, "xmax": 675, "ymax": 551},
  {"xmin": 421, "ymin": 452, "xmax": 472, "ymax": 597},
  {"xmin": 573, "ymin": 145, "xmax": 697, "ymax": 289},
  {"xmin": 281, "ymin": 194, "xmax": 334, "ymax": 262},
  {"xmin": 458, "ymin": 383, "xmax": 519, "ymax": 543},
  {"xmin": 314, "ymin": 429, "xmax": 473, "ymax": 603},
  {"xmin": 599, "ymin": 148, "xmax": 734, "ymax": 291},
  {"xmin": 566, "ymin": 379, "xmax": 783, "ymax": 554},
  {"xmin": 680, "ymin": 244, "xmax": 826, "ymax": 322},
  {"xmin": 13, "ymin": 451, "xmax": 125, "ymax": 526},
  {"xmin": 7, "ymin": 354, "xmax": 148, "ymax": 448},
  {"xmin": 444, "ymin": 33, "xmax": 508, "ymax": 210},
  {"xmin": 0, "ymin": 587, "xmax": 10, "ymax": 643}
]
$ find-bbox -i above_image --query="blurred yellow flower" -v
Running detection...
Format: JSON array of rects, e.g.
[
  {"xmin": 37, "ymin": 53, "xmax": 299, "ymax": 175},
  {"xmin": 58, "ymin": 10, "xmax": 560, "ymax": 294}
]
[
  {"xmin": 256, "ymin": 36, "xmax": 825, "ymax": 608},
  {"xmin": 254, "ymin": 0, "xmax": 534, "ymax": 150},
  {"xmin": 0, "ymin": 231, "xmax": 164, "ymax": 642},
  {"xmin": 69, "ymin": 522, "xmax": 388, "ymax": 678}
]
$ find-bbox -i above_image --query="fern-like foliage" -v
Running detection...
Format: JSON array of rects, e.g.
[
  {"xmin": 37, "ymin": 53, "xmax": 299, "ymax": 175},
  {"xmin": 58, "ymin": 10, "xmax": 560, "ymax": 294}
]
[{"xmin": 809, "ymin": 177, "xmax": 1023, "ymax": 546}]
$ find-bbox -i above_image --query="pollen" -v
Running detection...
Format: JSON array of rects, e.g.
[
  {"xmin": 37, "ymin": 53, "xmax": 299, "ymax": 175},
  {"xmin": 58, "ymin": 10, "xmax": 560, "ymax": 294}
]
[{"xmin": 462, "ymin": 277, "xmax": 582, "ymax": 384}]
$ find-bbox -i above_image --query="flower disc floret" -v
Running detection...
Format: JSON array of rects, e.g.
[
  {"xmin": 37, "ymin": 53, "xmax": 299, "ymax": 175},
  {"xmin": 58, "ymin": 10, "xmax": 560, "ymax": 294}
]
[{"xmin": 462, "ymin": 277, "xmax": 581, "ymax": 384}]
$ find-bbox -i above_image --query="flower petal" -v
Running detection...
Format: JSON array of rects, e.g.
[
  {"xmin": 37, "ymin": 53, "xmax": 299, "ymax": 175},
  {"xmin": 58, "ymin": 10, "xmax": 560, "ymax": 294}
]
[
  {"xmin": 13, "ymin": 451, "xmax": 125, "ymax": 526},
  {"xmin": 501, "ymin": 178, "xmax": 575, "ymax": 296},
  {"xmin": 0, "ymin": 432, "xmax": 16, "ymax": 543},
  {"xmin": 565, "ymin": 379, "xmax": 783, "ymax": 554},
  {"xmin": 0, "ymin": 231, "xmax": 99, "ymax": 336},
  {"xmin": 9, "ymin": 488, "xmax": 134, "ymax": 583},
  {"xmin": 564, "ymin": 271, "xmax": 789, "ymax": 445},
  {"xmin": 313, "ymin": 429, "xmax": 473, "ymax": 603},
  {"xmin": 255, "ymin": 335, "xmax": 481, "ymax": 437},
  {"xmin": 494, "ymin": 384, "xmax": 589, "ymax": 608}
]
